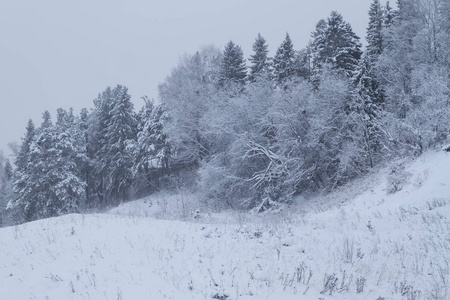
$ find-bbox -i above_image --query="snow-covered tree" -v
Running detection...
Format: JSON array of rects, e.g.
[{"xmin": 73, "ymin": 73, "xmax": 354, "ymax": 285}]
[
  {"xmin": 248, "ymin": 33, "xmax": 271, "ymax": 81},
  {"xmin": 383, "ymin": 1, "xmax": 396, "ymax": 28},
  {"xmin": 102, "ymin": 85, "xmax": 137, "ymax": 202},
  {"xmin": 0, "ymin": 159, "xmax": 13, "ymax": 226},
  {"xmin": 159, "ymin": 46, "xmax": 221, "ymax": 168},
  {"xmin": 294, "ymin": 47, "xmax": 312, "ymax": 80},
  {"xmin": 11, "ymin": 111, "xmax": 85, "ymax": 221},
  {"xmin": 15, "ymin": 119, "xmax": 35, "ymax": 171},
  {"xmin": 132, "ymin": 97, "xmax": 171, "ymax": 194},
  {"xmin": 273, "ymin": 33, "xmax": 296, "ymax": 84},
  {"xmin": 310, "ymin": 11, "xmax": 362, "ymax": 77},
  {"xmin": 219, "ymin": 41, "xmax": 247, "ymax": 86},
  {"xmin": 366, "ymin": 0, "xmax": 384, "ymax": 60}
]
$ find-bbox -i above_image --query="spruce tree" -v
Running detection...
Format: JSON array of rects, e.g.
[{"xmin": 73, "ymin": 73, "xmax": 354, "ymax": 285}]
[
  {"xmin": 294, "ymin": 47, "xmax": 311, "ymax": 80},
  {"xmin": 103, "ymin": 85, "xmax": 137, "ymax": 201},
  {"xmin": 310, "ymin": 11, "xmax": 362, "ymax": 77},
  {"xmin": 0, "ymin": 159, "xmax": 13, "ymax": 225},
  {"xmin": 133, "ymin": 98, "xmax": 171, "ymax": 193},
  {"xmin": 353, "ymin": 53, "xmax": 385, "ymax": 168},
  {"xmin": 11, "ymin": 111, "xmax": 87, "ymax": 221},
  {"xmin": 90, "ymin": 87, "xmax": 115, "ymax": 204},
  {"xmin": 219, "ymin": 41, "xmax": 247, "ymax": 86},
  {"xmin": 11, "ymin": 119, "xmax": 35, "ymax": 220},
  {"xmin": 15, "ymin": 119, "xmax": 35, "ymax": 171},
  {"xmin": 383, "ymin": 1, "xmax": 395, "ymax": 28},
  {"xmin": 366, "ymin": 0, "xmax": 384, "ymax": 60},
  {"xmin": 273, "ymin": 33, "xmax": 296, "ymax": 84},
  {"xmin": 249, "ymin": 33, "xmax": 270, "ymax": 81}
]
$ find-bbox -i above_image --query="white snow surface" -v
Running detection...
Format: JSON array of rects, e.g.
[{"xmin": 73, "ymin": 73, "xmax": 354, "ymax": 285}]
[{"xmin": 1, "ymin": 150, "xmax": 450, "ymax": 299}]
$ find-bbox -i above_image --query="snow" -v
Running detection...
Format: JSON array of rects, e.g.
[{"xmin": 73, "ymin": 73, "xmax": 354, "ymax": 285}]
[{"xmin": 1, "ymin": 150, "xmax": 450, "ymax": 299}]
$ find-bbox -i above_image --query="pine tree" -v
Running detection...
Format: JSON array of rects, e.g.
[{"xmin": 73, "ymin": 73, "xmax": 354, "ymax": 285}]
[
  {"xmin": 294, "ymin": 47, "xmax": 311, "ymax": 80},
  {"xmin": 383, "ymin": 1, "xmax": 396, "ymax": 28},
  {"xmin": 366, "ymin": 0, "xmax": 384, "ymax": 60},
  {"xmin": 310, "ymin": 11, "xmax": 362, "ymax": 77},
  {"xmin": 353, "ymin": 53, "xmax": 385, "ymax": 168},
  {"xmin": 249, "ymin": 33, "xmax": 270, "ymax": 81},
  {"xmin": 13, "ymin": 112, "xmax": 86, "ymax": 221},
  {"xmin": 41, "ymin": 110, "xmax": 52, "ymax": 129},
  {"xmin": 133, "ymin": 98, "xmax": 171, "ymax": 193},
  {"xmin": 89, "ymin": 87, "xmax": 115, "ymax": 204},
  {"xmin": 15, "ymin": 119, "xmax": 35, "ymax": 171},
  {"xmin": 10, "ymin": 119, "xmax": 35, "ymax": 220},
  {"xmin": 0, "ymin": 159, "xmax": 13, "ymax": 225},
  {"xmin": 78, "ymin": 108, "xmax": 92, "ymax": 203},
  {"xmin": 102, "ymin": 85, "xmax": 137, "ymax": 201},
  {"xmin": 219, "ymin": 41, "xmax": 247, "ymax": 86},
  {"xmin": 273, "ymin": 33, "xmax": 296, "ymax": 84}
]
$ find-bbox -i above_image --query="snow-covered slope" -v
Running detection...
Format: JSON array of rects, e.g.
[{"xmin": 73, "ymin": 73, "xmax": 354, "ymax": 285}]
[{"xmin": 1, "ymin": 150, "xmax": 449, "ymax": 300}]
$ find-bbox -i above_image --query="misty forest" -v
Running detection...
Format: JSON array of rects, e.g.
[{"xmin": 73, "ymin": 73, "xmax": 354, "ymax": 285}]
[{"xmin": 2, "ymin": 0, "xmax": 450, "ymax": 299}]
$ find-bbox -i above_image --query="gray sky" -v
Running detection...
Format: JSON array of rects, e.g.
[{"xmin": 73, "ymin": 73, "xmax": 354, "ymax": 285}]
[{"xmin": 0, "ymin": 0, "xmax": 381, "ymax": 157}]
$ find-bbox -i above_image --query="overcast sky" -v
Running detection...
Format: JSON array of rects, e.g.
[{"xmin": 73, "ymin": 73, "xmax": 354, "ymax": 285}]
[{"xmin": 0, "ymin": 0, "xmax": 384, "ymax": 156}]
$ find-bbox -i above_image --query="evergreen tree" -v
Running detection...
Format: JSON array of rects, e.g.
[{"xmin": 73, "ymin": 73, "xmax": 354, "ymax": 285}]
[
  {"xmin": 89, "ymin": 87, "xmax": 115, "ymax": 203},
  {"xmin": 311, "ymin": 11, "xmax": 362, "ymax": 77},
  {"xmin": 78, "ymin": 108, "xmax": 92, "ymax": 203},
  {"xmin": 0, "ymin": 159, "xmax": 13, "ymax": 226},
  {"xmin": 366, "ymin": 0, "xmax": 384, "ymax": 60},
  {"xmin": 11, "ymin": 112, "xmax": 85, "ymax": 221},
  {"xmin": 133, "ymin": 97, "xmax": 171, "ymax": 193},
  {"xmin": 383, "ymin": 1, "xmax": 396, "ymax": 27},
  {"xmin": 102, "ymin": 85, "xmax": 137, "ymax": 201},
  {"xmin": 294, "ymin": 47, "xmax": 312, "ymax": 80},
  {"xmin": 219, "ymin": 41, "xmax": 247, "ymax": 86},
  {"xmin": 248, "ymin": 33, "xmax": 270, "ymax": 81},
  {"xmin": 10, "ymin": 119, "xmax": 36, "ymax": 220},
  {"xmin": 273, "ymin": 33, "xmax": 296, "ymax": 84},
  {"xmin": 41, "ymin": 110, "xmax": 52, "ymax": 129},
  {"xmin": 15, "ymin": 119, "xmax": 35, "ymax": 171},
  {"xmin": 352, "ymin": 53, "xmax": 385, "ymax": 168}
]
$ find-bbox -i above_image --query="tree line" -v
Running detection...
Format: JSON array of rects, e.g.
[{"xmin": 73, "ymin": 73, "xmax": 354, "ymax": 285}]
[{"xmin": 1, "ymin": 0, "xmax": 449, "ymax": 223}]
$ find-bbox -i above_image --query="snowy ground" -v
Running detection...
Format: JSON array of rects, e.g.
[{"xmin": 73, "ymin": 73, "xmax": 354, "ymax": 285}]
[{"xmin": 1, "ymin": 150, "xmax": 450, "ymax": 299}]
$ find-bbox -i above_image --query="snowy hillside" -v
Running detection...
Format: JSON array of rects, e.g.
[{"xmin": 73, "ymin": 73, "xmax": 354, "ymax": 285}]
[{"xmin": 1, "ymin": 150, "xmax": 449, "ymax": 300}]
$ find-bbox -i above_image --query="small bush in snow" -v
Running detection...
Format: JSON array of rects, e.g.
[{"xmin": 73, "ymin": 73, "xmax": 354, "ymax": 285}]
[
  {"xmin": 427, "ymin": 198, "xmax": 449, "ymax": 210},
  {"xmin": 394, "ymin": 282, "xmax": 422, "ymax": 300},
  {"xmin": 339, "ymin": 271, "xmax": 352, "ymax": 292},
  {"xmin": 321, "ymin": 273, "xmax": 338, "ymax": 295},
  {"xmin": 356, "ymin": 277, "xmax": 366, "ymax": 293},
  {"xmin": 387, "ymin": 161, "xmax": 411, "ymax": 194},
  {"xmin": 295, "ymin": 262, "xmax": 313, "ymax": 285}
]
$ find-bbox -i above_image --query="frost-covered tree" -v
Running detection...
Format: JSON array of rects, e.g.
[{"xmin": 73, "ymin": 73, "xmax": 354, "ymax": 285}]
[
  {"xmin": 132, "ymin": 97, "xmax": 171, "ymax": 194},
  {"xmin": 383, "ymin": 1, "xmax": 396, "ymax": 28},
  {"xmin": 294, "ymin": 47, "xmax": 312, "ymax": 80},
  {"xmin": 78, "ymin": 108, "xmax": 92, "ymax": 202},
  {"xmin": 88, "ymin": 87, "xmax": 115, "ymax": 203},
  {"xmin": 310, "ymin": 11, "xmax": 362, "ymax": 77},
  {"xmin": 248, "ymin": 33, "xmax": 271, "ymax": 81},
  {"xmin": 375, "ymin": 0, "xmax": 450, "ymax": 156},
  {"xmin": 159, "ymin": 46, "xmax": 221, "ymax": 167},
  {"xmin": 11, "ymin": 111, "xmax": 85, "ymax": 221},
  {"xmin": 219, "ymin": 41, "xmax": 247, "ymax": 86},
  {"xmin": 0, "ymin": 159, "xmax": 13, "ymax": 226},
  {"xmin": 200, "ymin": 75, "xmax": 282, "ymax": 210},
  {"xmin": 273, "ymin": 33, "xmax": 296, "ymax": 84},
  {"xmin": 15, "ymin": 119, "xmax": 35, "ymax": 171},
  {"xmin": 367, "ymin": 0, "xmax": 384, "ymax": 60},
  {"xmin": 352, "ymin": 54, "xmax": 386, "ymax": 168},
  {"xmin": 103, "ymin": 85, "xmax": 137, "ymax": 201}
]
